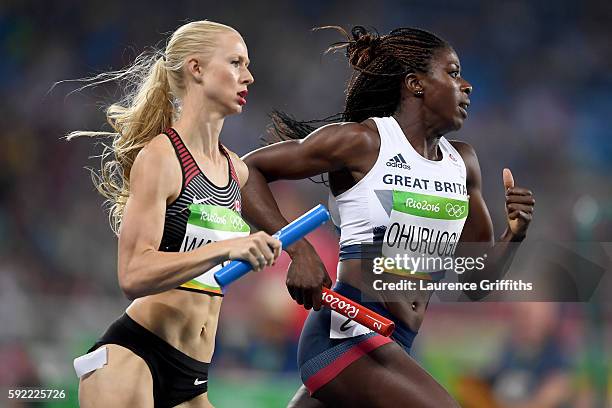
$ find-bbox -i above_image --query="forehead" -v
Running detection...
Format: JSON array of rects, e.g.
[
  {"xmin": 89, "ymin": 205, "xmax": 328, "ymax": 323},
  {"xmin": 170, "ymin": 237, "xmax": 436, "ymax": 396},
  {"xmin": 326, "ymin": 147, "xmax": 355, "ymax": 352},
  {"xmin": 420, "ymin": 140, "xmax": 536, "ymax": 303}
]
[
  {"xmin": 430, "ymin": 47, "xmax": 460, "ymax": 68},
  {"xmin": 214, "ymin": 32, "xmax": 248, "ymax": 56}
]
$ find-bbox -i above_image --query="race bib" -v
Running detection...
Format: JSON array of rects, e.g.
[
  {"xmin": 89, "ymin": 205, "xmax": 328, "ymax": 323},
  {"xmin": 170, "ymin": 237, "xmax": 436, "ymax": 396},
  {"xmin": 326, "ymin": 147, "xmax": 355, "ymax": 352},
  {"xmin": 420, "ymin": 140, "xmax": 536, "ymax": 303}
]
[
  {"xmin": 329, "ymin": 311, "xmax": 372, "ymax": 339},
  {"xmin": 179, "ymin": 204, "xmax": 250, "ymax": 294},
  {"xmin": 382, "ymin": 190, "xmax": 468, "ymax": 276}
]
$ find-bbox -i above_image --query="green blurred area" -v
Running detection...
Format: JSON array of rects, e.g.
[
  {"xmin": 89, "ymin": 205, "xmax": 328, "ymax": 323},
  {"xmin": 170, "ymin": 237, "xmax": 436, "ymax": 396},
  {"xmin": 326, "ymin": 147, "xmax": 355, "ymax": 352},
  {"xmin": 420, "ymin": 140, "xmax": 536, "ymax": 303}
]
[
  {"xmin": 39, "ymin": 376, "xmax": 300, "ymax": 408},
  {"xmin": 36, "ymin": 349, "xmax": 611, "ymax": 408}
]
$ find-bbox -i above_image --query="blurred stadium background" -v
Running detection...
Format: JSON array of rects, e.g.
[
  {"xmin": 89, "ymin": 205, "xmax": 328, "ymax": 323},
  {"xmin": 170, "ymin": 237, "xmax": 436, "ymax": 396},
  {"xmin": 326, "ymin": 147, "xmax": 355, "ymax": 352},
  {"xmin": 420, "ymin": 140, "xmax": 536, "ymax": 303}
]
[{"xmin": 1, "ymin": 1, "xmax": 611, "ymax": 407}]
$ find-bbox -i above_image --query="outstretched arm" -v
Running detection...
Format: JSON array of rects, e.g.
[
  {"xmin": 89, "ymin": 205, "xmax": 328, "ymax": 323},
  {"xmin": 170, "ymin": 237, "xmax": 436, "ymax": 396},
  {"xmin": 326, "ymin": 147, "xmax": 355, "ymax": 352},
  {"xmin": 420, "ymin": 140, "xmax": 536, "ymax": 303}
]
[{"xmin": 242, "ymin": 122, "xmax": 377, "ymax": 310}]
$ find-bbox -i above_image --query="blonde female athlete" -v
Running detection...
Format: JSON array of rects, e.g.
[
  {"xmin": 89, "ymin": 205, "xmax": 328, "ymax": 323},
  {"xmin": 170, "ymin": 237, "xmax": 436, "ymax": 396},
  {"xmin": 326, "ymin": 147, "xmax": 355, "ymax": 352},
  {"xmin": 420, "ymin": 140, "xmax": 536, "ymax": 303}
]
[{"xmin": 70, "ymin": 21, "xmax": 281, "ymax": 408}]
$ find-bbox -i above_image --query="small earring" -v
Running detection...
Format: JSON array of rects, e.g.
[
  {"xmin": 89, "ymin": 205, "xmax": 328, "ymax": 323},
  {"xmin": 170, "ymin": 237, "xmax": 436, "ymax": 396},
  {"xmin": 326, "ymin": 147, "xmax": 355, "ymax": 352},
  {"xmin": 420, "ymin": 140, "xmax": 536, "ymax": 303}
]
[{"xmin": 415, "ymin": 90, "xmax": 424, "ymax": 97}]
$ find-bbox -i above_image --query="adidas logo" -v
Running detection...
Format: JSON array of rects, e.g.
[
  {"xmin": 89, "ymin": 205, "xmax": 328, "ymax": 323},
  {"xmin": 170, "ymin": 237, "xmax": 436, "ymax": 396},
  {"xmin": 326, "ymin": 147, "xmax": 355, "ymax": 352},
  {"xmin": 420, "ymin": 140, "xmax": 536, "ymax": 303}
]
[{"xmin": 386, "ymin": 153, "xmax": 411, "ymax": 170}]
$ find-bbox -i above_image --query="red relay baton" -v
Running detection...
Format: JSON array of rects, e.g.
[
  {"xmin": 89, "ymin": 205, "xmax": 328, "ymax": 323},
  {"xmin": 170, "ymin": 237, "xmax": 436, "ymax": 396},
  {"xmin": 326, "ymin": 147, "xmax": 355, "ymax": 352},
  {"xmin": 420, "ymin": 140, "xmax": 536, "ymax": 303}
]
[{"xmin": 321, "ymin": 287, "xmax": 395, "ymax": 337}]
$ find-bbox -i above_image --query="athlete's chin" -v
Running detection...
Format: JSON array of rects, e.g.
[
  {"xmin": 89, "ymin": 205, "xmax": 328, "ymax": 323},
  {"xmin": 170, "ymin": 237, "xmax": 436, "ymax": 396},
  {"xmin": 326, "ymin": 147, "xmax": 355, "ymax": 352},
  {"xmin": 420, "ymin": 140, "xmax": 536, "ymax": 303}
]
[
  {"xmin": 451, "ymin": 117, "xmax": 465, "ymax": 131},
  {"xmin": 225, "ymin": 104, "xmax": 244, "ymax": 116}
]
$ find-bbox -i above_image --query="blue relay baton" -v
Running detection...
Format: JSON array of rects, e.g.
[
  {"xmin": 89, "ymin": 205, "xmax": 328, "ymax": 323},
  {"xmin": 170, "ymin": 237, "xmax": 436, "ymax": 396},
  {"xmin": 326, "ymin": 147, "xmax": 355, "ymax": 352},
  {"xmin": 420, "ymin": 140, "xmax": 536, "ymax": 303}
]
[{"xmin": 214, "ymin": 204, "xmax": 330, "ymax": 290}]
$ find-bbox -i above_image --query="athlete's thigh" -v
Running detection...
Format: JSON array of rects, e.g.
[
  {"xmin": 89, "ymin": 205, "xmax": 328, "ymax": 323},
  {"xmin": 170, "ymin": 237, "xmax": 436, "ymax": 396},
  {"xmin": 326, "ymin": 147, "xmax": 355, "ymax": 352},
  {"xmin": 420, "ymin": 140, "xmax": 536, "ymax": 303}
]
[
  {"xmin": 287, "ymin": 385, "xmax": 326, "ymax": 408},
  {"xmin": 79, "ymin": 344, "xmax": 154, "ymax": 408},
  {"xmin": 314, "ymin": 342, "xmax": 459, "ymax": 408}
]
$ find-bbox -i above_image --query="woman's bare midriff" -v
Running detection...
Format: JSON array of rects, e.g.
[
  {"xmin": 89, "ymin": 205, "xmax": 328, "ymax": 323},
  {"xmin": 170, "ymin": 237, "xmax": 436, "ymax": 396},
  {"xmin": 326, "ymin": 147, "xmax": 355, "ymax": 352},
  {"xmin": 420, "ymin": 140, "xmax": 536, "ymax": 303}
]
[
  {"xmin": 126, "ymin": 290, "xmax": 222, "ymax": 362},
  {"xmin": 337, "ymin": 259, "xmax": 433, "ymax": 332}
]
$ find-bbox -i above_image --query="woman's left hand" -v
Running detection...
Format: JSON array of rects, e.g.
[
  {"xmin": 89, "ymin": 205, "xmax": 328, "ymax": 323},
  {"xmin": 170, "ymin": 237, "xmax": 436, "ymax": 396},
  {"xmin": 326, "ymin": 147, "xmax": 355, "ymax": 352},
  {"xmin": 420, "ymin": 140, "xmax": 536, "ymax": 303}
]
[{"xmin": 503, "ymin": 168, "xmax": 535, "ymax": 239}]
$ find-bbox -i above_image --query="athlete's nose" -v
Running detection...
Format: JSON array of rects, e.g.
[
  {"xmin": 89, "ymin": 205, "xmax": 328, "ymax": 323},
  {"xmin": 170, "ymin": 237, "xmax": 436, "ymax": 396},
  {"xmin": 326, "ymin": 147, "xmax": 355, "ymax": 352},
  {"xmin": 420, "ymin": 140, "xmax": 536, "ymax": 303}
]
[
  {"xmin": 242, "ymin": 68, "xmax": 254, "ymax": 85},
  {"xmin": 461, "ymin": 79, "xmax": 472, "ymax": 95}
]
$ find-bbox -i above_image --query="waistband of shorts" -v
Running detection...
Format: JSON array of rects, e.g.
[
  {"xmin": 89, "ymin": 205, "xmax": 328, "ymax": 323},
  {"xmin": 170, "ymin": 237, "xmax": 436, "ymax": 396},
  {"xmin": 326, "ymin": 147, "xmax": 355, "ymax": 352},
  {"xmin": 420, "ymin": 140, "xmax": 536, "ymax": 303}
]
[
  {"xmin": 119, "ymin": 313, "xmax": 210, "ymax": 370},
  {"xmin": 339, "ymin": 243, "xmax": 381, "ymax": 260},
  {"xmin": 332, "ymin": 281, "xmax": 417, "ymax": 352},
  {"xmin": 339, "ymin": 244, "xmax": 446, "ymax": 281}
]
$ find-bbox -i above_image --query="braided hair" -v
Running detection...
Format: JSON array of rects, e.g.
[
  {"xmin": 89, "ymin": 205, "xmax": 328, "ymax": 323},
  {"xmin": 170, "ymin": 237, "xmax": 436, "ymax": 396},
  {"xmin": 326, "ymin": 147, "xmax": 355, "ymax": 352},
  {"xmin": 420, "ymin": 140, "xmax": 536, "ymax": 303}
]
[{"xmin": 267, "ymin": 25, "xmax": 449, "ymax": 142}]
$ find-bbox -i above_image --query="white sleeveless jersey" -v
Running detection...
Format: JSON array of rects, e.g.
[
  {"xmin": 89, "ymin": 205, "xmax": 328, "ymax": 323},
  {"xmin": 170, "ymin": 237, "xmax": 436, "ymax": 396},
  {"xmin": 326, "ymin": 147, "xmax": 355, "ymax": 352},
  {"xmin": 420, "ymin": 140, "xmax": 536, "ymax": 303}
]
[{"xmin": 329, "ymin": 116, "xmax": 469, "ymax": 275}]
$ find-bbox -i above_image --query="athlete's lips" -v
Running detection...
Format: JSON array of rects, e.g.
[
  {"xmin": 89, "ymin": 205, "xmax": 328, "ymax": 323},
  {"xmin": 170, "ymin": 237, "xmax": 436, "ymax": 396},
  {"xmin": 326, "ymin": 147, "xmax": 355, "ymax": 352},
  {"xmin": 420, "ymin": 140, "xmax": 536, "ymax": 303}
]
[
  {"xmin": 237, "ymin": 90, "xmax": 248, "ymax": 106},
  {"xmin": 458, "ymin": 100, "xmax": 470, "ymax": 118}
]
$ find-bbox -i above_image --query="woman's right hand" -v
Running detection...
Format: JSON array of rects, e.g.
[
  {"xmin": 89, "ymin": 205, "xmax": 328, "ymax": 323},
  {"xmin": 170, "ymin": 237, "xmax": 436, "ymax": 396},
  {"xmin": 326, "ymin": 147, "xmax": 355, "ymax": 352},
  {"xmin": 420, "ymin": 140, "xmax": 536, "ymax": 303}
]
[
  {"xmin": 286, "ymin": 240, "xmax": 332, "ymax": 311},
  {"xmin": 226, "ymin": 231, "xmax": 282, "ymax": 271}
]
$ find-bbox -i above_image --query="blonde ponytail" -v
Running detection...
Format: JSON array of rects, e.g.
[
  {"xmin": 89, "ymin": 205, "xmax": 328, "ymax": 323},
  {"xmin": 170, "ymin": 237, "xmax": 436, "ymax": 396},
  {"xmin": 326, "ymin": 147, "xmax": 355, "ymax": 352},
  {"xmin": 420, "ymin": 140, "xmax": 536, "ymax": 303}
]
[{"xmin": 67, "ymin": 20, "xmax": 238, "ymax": 235}]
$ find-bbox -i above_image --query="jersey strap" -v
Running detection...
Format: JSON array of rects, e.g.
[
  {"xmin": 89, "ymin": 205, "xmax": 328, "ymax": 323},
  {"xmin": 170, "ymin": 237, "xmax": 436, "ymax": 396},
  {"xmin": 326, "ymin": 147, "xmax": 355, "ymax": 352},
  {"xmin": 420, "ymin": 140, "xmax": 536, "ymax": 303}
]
[
  {"xmin": 164, "ymin": 127, "xmax": 201, "ymax": 186},
  {"xmin": 218, "ymin": 144, "xmax": 240, "ymax": 185}
]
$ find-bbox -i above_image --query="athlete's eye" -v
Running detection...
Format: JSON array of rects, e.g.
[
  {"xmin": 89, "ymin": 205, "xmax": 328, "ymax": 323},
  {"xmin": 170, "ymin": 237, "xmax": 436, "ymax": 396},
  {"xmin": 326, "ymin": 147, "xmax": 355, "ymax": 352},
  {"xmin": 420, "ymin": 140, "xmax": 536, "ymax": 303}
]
[
  {"xmin": 450, "ymin": 71, "xmax": 460, "ymax": 78},
  {"xmin": 231, "ymin": 60, "xmax": 240, "ymax": 67}
]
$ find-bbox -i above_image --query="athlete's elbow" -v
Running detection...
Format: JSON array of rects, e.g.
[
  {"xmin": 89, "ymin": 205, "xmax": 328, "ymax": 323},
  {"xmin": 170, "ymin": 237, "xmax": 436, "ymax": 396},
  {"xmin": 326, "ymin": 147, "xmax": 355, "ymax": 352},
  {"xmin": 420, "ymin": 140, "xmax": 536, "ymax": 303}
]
[
  {"xmin": 118, "ymin": 249, "xmax": 158, "ymax": 299},
  {"xmin": 244, "ymin": 156, "xmax": 277, "ymax": 183},
  {"xmin": 463, "ymin": 288, "xmax": 489, "ymax": 301},
  {"xmin": 118, "ymin": 266, "xmax": 146, "ymax": 300},
  {"xmin": 123, "ymin": 286, "xmax": 141, "ymax": 301},
  {"xmin": 242, "ymin": 154, "xmax": 261, "ymax": 173},
  {"xmin": 118, "ymin": 273, "xmax": 139, "ymax": 300},
  {"xmin": 458, "ymin": 273, "xmax": 489, "ymax": 301},
  {"xmin": 461, "ymin": 284, "xmax": 490, "ymax": 301},
  {"xmin": 122, "ymin": 288, "xmax": 139, "ymax": 301}
]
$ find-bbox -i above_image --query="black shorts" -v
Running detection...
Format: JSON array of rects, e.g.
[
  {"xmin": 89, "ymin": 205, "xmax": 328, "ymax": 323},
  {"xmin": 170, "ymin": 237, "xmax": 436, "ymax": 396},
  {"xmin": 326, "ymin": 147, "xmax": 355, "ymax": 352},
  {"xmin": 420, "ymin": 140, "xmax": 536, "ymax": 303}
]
[{"xmin": 88, "ymin": 313, "xmax": 210, "ymax": 408}]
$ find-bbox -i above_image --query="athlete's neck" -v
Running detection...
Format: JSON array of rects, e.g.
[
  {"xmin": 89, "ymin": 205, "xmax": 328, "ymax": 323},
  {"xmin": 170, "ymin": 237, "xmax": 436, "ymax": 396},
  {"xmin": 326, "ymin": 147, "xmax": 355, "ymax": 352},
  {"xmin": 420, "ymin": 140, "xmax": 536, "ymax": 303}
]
[
  {"xmin": 174, "ymin": 93, "xmax": 225, "ymax": 158},
  {"xmin": 392, "ymin": 111, "xmax": 443, "ymax": 162}
]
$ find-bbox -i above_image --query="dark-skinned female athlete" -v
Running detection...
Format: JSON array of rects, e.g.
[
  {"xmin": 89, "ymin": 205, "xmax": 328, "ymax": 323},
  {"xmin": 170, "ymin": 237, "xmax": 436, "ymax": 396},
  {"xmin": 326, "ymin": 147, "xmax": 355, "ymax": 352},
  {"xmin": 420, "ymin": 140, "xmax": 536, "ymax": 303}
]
[{"xmin": 242, "ymin": 26, "xmax": 535, "ymax": 408}]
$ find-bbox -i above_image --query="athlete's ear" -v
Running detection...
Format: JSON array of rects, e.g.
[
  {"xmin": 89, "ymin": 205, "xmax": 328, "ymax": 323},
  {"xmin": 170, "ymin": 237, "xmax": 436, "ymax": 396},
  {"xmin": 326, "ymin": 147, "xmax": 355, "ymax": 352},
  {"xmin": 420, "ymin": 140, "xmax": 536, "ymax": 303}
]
[
  {"xmin": 185, "ymin": 57, "xmax": 204, "ymax": 84},
  {"xmin": 404, "ymin": 73, "xmax": 424, "ymax": 97}
]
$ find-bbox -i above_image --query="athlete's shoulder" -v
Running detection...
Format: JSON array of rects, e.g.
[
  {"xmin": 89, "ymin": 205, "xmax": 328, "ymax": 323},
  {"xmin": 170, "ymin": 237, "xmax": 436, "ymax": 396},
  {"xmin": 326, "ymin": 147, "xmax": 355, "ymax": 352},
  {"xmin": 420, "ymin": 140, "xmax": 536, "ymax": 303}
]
[
  {"xmin": 138, "ymin": 133, "xmax": 177, "ymax": 163},
  {"xmin": 448, "ymin": 140, "xmax": 481, "ymax": 188},
  {"xmin": 448, "ymin": 140, "xmax": 477, "ymax": 159},
  {"xmin": 131, "ymin": 134, "xmax": 180, "ymax": 183},
  {"xmin": 312, "ymin": 120, "xmax": 379, "ymax": 151}
]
